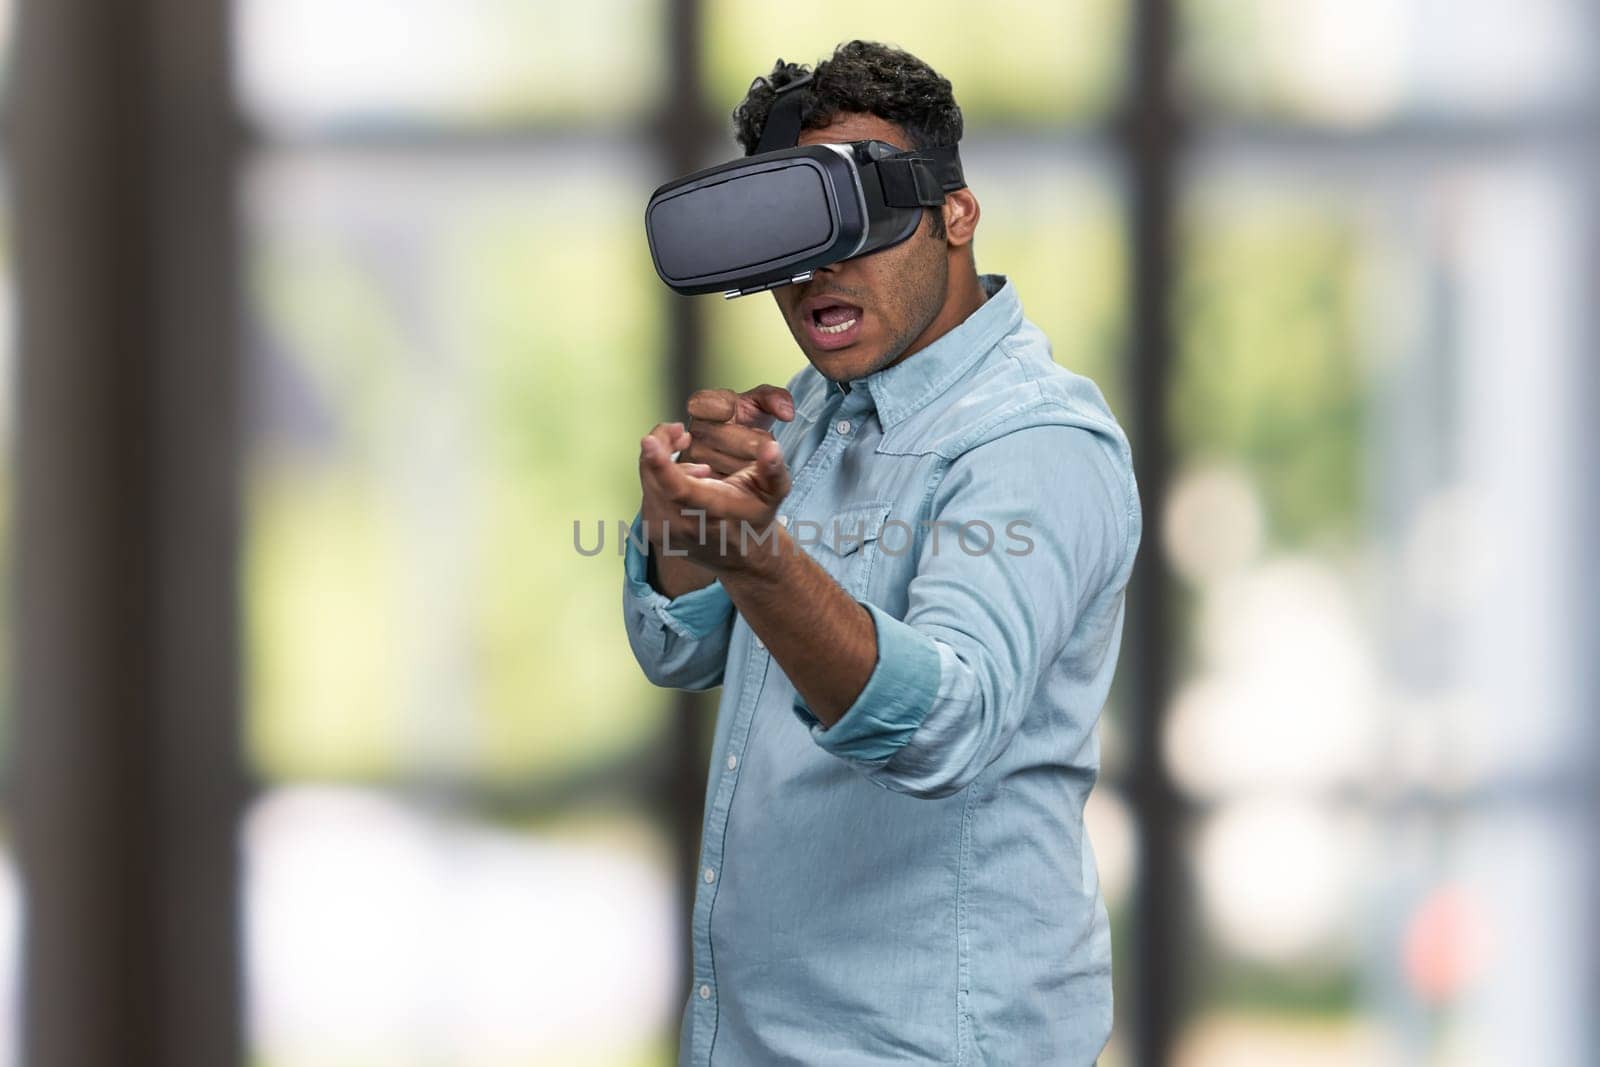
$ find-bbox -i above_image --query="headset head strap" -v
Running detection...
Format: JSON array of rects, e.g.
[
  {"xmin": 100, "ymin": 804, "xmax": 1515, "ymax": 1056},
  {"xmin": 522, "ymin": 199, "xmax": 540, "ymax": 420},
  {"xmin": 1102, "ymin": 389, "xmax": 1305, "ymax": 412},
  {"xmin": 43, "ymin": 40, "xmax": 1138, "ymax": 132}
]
[{"xmin": 754, "ymin": 72, "xmax": 814, "ymax": 154}]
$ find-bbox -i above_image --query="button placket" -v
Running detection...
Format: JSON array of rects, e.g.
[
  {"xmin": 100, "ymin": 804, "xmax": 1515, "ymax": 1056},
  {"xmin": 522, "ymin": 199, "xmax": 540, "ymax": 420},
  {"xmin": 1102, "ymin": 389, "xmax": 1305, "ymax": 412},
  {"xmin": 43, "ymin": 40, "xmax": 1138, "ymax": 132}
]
[{"xmin": 689, "ymin": 397, "xmax": 855, "ymax": 1063}]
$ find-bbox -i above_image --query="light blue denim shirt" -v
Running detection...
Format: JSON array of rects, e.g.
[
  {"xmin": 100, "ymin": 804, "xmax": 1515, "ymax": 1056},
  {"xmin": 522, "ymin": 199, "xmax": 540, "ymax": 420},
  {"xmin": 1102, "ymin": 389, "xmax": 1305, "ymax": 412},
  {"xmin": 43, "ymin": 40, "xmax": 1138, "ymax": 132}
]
[{"xmin": 622, "ymin": 274, "xmax": 1142, "ymax": 1065}]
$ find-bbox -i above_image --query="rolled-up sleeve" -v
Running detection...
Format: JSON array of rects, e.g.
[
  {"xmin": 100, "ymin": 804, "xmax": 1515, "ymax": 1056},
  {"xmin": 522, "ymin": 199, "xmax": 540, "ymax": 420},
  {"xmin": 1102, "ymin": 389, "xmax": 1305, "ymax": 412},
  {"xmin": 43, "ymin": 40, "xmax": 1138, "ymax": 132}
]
[
  {"xmin": 791, "ymin": 600, "xmax": 942, "ymax": 757},
  {"xmin": 622, "ymin": 508, "xmax": 736, "ymax": 691},
  {"xmin": 791, "ymin": 421, "xmax": 1132, "ymax": 798}
]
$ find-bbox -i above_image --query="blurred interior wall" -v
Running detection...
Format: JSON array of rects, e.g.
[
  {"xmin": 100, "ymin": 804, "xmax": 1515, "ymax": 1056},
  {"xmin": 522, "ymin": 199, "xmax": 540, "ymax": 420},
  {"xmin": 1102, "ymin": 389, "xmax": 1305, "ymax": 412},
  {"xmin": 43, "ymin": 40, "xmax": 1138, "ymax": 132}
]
[
  {"xmin": 1121, "ymin": 2, "xmax": 1183, "ymax": 1062},
  {"xmin": 8, "ymin": 2, "xmax": 242, "ymax": 1065}
]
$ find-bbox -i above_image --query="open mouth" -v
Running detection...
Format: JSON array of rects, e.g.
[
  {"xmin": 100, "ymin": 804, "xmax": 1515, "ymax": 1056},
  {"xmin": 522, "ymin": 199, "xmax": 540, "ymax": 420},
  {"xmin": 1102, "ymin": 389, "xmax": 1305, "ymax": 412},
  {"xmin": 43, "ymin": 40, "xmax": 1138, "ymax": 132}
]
[
  {"xmin": 801, "ymin": 298, "xmax": 865, "ymax": 350},
  {"xmin": 815, "ymin": 306, "xmax": 858, "ymax": 334}
]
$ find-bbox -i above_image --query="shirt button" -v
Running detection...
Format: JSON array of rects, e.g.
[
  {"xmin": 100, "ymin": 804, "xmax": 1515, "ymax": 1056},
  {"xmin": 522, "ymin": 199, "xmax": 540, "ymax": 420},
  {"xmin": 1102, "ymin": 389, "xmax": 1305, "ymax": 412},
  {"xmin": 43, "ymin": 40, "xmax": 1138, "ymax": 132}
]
[
  {"xmin": 699, "ymin": 983, "xmax": 712, "ymax": 1000},
  {"xmin": 726, "ymin": 754, "xmax": 738, "ymax": 770},
  {"xmin": 704, "ymin": 866, "xmax": 716, "ymax": 883},
  {"xmin": 836, "ymin": 419, "xmax": 853, "ymax": 435},
  {"xmin": 754, "ymin": 635, "xmax": 765, "ymax": 651},
  {"xmin": 777, "ymin": 514, "xmax": 790, "ymax": 527}
]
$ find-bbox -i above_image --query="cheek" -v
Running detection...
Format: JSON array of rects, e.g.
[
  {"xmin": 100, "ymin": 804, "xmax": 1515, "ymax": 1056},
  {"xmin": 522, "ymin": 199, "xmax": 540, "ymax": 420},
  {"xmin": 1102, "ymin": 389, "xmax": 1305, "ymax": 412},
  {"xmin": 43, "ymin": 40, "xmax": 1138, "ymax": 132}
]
[{"xmin": 876, "ymin": 247, "xmax": 940, "ymax": 323}]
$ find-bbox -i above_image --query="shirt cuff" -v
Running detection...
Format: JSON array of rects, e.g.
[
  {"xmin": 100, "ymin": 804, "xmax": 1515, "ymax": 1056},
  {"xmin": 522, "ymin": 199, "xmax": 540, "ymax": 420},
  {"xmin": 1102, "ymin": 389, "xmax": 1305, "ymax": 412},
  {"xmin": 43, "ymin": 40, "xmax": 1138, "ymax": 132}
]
[
  {"xmin": 791, "ymin": 601, "xmax": 942, "ymax": 763},
  {"xmin": 623, "ymin": 509, "xmax": 733, "ymax": 639}
]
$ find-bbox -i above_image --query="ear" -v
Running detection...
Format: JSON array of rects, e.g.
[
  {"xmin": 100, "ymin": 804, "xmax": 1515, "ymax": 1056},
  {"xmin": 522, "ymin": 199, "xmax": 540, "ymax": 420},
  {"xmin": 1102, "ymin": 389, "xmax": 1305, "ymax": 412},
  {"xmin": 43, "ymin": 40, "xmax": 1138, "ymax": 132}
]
[{"xmin": 941, "ymin": 188, "xmax": 980, "ymax": 249}]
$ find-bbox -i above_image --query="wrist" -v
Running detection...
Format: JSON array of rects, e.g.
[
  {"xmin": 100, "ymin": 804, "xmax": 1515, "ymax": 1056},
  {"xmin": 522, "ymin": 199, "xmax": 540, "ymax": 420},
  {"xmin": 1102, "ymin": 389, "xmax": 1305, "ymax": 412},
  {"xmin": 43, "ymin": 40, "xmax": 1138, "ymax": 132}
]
[
  {"xmin": 647, "ymin": 543, "xmax": 715, "ymax": 599},
  {"xmin": 720, "ymin": 523, "xmax": 795, "ymax": 590}
]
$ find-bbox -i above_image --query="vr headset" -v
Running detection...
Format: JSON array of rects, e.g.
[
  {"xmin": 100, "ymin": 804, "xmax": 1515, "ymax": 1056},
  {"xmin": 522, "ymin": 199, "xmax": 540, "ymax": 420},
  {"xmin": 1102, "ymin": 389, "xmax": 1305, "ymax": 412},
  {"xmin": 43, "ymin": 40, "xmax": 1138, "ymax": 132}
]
[{"xmin": 644, "ymin": 74, "xmax": 967, "ymax": 298}]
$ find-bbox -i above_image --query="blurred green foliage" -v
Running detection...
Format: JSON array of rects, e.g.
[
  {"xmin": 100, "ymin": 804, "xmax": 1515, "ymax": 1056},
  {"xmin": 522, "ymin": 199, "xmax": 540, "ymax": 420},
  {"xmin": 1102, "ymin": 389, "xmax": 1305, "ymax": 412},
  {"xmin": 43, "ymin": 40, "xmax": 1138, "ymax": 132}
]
[
  {"xmin": 246, "ymin": 179, "xmax": 671, "ymax": 785},
  {"xmin": 1176, "ymin": 191, "xmax": 1367, "ymax": 548}
]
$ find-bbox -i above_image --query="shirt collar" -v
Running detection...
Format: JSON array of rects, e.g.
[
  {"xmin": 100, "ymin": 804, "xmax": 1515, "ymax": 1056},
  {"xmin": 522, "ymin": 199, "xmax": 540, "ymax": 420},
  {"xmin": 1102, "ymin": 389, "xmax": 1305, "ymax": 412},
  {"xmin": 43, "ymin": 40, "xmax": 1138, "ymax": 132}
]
[{"xmin": 826, "ymin": 273, "xmax": 1021, "ymax": 430}]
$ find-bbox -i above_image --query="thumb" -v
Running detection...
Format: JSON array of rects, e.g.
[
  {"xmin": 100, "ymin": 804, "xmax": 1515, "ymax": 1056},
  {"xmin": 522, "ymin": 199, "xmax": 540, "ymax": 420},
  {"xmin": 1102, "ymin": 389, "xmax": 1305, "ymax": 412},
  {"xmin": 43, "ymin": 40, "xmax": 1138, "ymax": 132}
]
[{"xmin": 751, "ymin": 439, "xmax": 791, "ymax": 502}]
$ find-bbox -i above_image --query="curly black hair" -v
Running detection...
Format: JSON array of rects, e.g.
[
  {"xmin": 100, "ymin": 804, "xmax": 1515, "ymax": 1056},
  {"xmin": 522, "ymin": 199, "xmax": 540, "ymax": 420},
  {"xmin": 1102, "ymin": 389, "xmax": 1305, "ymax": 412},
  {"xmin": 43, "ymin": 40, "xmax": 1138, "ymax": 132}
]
[{"xmin": 732, "ymin": 41, "xmax": 964, "ymax": 238}]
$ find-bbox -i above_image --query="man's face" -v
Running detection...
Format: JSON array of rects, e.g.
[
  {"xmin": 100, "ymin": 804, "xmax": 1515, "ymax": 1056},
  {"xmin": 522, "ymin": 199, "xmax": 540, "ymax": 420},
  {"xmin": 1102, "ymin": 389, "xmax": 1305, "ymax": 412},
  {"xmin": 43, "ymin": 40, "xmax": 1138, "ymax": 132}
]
[{"xmin": 771, "ymin": 112, "xmax": 951, "ymax": 383}]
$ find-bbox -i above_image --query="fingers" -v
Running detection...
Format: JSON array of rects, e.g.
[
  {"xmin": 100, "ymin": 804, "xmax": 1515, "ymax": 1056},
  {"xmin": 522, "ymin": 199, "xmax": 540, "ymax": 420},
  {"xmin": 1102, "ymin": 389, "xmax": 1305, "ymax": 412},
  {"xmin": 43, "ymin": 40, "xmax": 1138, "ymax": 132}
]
[
  {"xmin": 683, "ymin": 420, "xmax": 778, "ymax": 476},
  {"xmin": 681, "ymin": 441, "xmax": 748, "ymax": 478},
  {"xmin": 642, "ymin": 410, "xmax": 790, "ymax": 534},
  {"xmin": 646, "ymin": 429, "xmax": 781, "ymax": 511},
  {"xmin": 655, "ymin": 458, "xmax": 760, "ymax": 518},
  {"xmin": 644, "ymin": 420, "xmax": 689, "ymax": 455},
  {"xmin": 686, "ymin": 388, "xmax": 738, "ymax": 423},
  {"xmin": 639, "ymin": 421, "xmax": 691, "ymax": 490},
  {"xmin": 741, "ymin": 384, "xmax": 795, "ymax": 425},
  {"xmin": 640, "ymin": 421, "xmax": 790, "ymax": 563},
  {"xmin": 644, "ymin": 420, "xmax": 737, "ymax": 496},
  {"xmin": 687, "ymin": 384, "xmax": 795, "ymax": 432}
]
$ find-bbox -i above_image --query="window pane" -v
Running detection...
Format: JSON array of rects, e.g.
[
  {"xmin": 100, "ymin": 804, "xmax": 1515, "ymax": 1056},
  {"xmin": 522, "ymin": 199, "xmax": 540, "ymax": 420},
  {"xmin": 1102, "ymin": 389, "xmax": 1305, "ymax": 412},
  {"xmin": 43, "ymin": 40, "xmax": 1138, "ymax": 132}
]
[
  {"xmin": 236, "ymin": 0, "xmax": 664, "ymax": 135},
  {"xmin": 967, "ymin": 150, "xmax": 1126, "ymax": 411},
  {"xmin": 1180, "ymin": 0, "xmax": 1597, "ymax": 125},
  {"xmin": 1170, "ymin": 156, "xmax": 1591, "ymax": 796},
  {"xmin": 244, "ymin": 147, "xmax": 671, "ymax": 783},
  {"xmin": 245, "ymin": 787, "xmax": 678, "ymax": 1066},
  {"xmin": 1177, "ymin": 803, "xmax": 1388, "ymax": 1066},
  {"xmin": 1176, "ymin": 180, "xmax": 1369, "ymax": 550},
  {"xmin": 703, "ymin": 0, "xmax": 1128, "ymax": 127},
  {"xmin": 1169, "ymin": 153, "xmax": 1595, "ymax": 1060}
]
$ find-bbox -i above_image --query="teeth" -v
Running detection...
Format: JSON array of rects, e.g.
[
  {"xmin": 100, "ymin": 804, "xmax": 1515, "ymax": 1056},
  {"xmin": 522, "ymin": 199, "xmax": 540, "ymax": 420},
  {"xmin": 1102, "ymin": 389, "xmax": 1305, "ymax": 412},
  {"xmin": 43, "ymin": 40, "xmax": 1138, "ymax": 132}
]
[{"xmin": 817, "ymin": 317, "xmax": 857, "ymax": 335}]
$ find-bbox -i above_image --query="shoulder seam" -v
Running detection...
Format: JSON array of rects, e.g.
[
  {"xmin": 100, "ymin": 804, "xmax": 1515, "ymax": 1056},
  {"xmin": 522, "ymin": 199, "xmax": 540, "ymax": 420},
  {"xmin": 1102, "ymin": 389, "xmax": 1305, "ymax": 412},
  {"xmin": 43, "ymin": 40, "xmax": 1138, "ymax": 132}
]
[{"xmin": 951, "ymin": 412, "xmax": 1138, "ymax": 570}]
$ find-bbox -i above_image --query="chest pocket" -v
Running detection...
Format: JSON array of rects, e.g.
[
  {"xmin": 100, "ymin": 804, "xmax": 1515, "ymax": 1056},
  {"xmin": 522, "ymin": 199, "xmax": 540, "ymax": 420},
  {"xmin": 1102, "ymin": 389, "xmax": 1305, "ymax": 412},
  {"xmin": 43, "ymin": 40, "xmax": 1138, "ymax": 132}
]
[{"xmin": 806, "ymin": 500, "xmax": 894, "ymax": 600}]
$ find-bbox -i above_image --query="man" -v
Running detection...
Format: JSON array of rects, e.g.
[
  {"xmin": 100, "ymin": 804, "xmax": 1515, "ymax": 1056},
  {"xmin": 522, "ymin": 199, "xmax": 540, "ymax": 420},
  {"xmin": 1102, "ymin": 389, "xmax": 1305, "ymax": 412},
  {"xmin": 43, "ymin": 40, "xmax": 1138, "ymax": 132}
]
[{"xmin": 622, "ymin": 40, "xmax": 1141, "ymax": 1065}]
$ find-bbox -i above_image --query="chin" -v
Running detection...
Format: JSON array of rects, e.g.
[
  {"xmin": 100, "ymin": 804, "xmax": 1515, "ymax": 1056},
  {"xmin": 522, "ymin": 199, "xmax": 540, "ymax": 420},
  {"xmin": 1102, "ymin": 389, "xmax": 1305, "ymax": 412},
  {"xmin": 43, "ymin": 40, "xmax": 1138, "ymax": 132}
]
[{"xmin": 810, "ymin": 351, "xmax": 871, "ymax": 379}]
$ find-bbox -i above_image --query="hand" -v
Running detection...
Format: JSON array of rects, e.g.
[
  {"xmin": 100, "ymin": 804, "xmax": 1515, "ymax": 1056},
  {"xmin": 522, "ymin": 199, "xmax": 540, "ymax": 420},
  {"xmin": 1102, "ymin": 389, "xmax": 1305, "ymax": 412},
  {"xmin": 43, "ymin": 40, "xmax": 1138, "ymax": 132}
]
[
  {"xmin": 639, "ymin": 419, "xmax": 713, "ymax": 545},
  {"xmin": 681, "ymin": 384, "xmax": 795, "ymax": 477},
  {"xmin": 639, "ymin": 420, "xmax": 792, "ymax": 575}
]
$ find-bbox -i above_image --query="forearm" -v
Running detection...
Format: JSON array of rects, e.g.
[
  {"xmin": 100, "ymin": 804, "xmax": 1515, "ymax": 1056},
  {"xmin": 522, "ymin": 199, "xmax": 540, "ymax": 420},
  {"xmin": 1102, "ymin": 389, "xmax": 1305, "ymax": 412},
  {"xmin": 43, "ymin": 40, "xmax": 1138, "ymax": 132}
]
[
  {"xmin": 719, "ymin": 530, "xmax": 875, "ymax": 726},
  {"xmin": 646, "ymin": 541, "xmax": 718, "ymax": 599}
]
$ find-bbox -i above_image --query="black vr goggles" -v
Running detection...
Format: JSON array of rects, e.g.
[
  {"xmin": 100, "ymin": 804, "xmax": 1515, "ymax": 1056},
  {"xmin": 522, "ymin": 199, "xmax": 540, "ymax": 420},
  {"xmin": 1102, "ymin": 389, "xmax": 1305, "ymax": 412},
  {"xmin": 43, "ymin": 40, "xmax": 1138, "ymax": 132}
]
[{"xmin": 644, "ymin": 74, "xmax": 967, "ymax": 298}]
